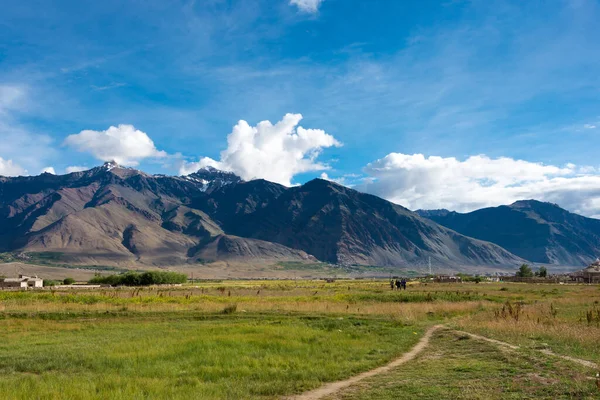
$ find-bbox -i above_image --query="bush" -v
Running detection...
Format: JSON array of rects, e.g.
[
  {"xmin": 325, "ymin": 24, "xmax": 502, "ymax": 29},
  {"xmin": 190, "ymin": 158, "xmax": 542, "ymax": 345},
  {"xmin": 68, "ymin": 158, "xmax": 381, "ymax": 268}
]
[
  {"xmin": 43, "ymin": 280, "xmax": 59, "ymax": 287},
  {"xmin": 222, "ymin": 304, "xmax": 237, "ymax": 314},
  {"xmin": 63, "ymin": 278, "xmax": 75, "ymax": 285},
  {"xmin": 536, "ymin": 266, "xmax": 548, "ymax": 278},
  {"xmin": 89, "ymin": 271, "xmax": 187, "ymax": 286}
]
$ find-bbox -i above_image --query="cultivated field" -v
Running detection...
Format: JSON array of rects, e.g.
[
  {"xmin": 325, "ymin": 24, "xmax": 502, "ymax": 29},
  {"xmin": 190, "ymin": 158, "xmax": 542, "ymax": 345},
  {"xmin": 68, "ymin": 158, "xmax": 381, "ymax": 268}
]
[{"xmin": 0, "ymin": 280, "xmax": 598, "ymax": 399}]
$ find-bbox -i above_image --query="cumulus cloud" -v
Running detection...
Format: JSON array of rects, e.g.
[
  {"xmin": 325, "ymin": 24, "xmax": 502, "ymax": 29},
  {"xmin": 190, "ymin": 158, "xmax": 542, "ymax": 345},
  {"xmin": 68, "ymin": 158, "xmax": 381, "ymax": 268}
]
[
  {"xmin": 0, "ymin": 157, "xmax": 26, "ymax": 176},
  {"xmin": 180, "ymin": 113, "xmax": 341, "ymax": 186},
  {"xmin": 65, "ymin": 166, "xmax": 89, "ymax": 173},
  {"xmin": 41, "ymin": 167, "xmax": 56, "ymax": 174},
  {"xmin": 64, "ymin": 124, "xmax": 167, "ymax": 166},
  {"xmin": 290, "ymin": 0, "xmax": 324, "ymax": 13},
  {"xmin": 358, "ymin": 153, "xmax": 600, "ymax": 218}
]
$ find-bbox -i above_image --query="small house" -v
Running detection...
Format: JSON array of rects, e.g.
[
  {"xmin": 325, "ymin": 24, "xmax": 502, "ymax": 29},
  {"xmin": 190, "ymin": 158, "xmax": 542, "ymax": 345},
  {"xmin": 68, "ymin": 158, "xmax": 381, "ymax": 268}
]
[
  {"xmin": 0, "ymin": 275, "xmax": 44, "ymax": 289},
  {"xmin": 571, "ymin": 260, "xmax": 600, "ymax": 284},
  {"xmin": 434, "ymin": 275, "xmax": 462, "ymax": 283}
]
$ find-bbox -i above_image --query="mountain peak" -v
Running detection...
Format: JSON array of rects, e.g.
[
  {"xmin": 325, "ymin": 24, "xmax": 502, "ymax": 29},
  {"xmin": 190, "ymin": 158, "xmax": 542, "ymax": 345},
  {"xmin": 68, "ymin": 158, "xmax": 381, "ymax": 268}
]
[
  {"xmin": 510, "ymin": 199, "xmax": 560, "ymax": 208},
  {"xmin": 303, "ymin": 178, "xmax": 345, "ymax": 190},
  {"xmin": 184, "ymin": 167, "xmax": 242, "ymax": 193},
  {"xmin": 103, "ymin": 160, "xmax": 119, "ymax": 168},
  {"xmin": 85, "ymin": 161, "xmax": 146, "ymax": 179},
  {"xmin": 200, "ymin": 166, "xmax": 221, "ymax": 173},
  {"xmin": 103, "ymin": 160, "xmax": 120, "ymax": 170},
  {"xmin": 188, "ymin": 167, "xmax": 241, "ymax": 181}
]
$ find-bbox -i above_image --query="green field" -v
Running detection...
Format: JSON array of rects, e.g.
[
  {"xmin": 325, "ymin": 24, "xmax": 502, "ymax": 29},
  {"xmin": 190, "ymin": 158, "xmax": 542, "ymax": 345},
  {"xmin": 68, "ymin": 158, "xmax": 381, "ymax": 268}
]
[
  {"xmin": 0, "ymin": 280, "xmax": 598, "ymax": 399},
  {"xmin": 323, "ymin": 328, "xmax": 598, "ymax": 399}
]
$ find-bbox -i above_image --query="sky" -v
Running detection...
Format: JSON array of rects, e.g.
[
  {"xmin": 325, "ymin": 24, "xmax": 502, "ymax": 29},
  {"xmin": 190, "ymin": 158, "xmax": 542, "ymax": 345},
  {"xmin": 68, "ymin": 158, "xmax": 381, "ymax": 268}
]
[{"xmin": 1, "ymin": 0, "xmax": 600, "ymax": 217}]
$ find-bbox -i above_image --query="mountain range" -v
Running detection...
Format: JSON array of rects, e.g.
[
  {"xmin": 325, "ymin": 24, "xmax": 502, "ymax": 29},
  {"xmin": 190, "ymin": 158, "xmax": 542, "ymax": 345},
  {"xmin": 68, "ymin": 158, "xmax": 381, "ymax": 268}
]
[
  {"xmin": 0, "ymin": 162, "xmax": 528, "ymax": 271},
  {"xmin": 416, "ymin": 201, "xmax": 600, "ymax": 266}
]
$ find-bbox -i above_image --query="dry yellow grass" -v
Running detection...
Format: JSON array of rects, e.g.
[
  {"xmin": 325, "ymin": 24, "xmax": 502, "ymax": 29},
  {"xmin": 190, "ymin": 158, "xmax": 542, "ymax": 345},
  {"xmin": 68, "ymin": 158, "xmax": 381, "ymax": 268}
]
[
  {"xmin": 2, "ymin": 279, "xmax": 598, "ymax": 364},
  {"xmin": 452, "ymin": 284, "xmax": 600, "ymax": 362}
]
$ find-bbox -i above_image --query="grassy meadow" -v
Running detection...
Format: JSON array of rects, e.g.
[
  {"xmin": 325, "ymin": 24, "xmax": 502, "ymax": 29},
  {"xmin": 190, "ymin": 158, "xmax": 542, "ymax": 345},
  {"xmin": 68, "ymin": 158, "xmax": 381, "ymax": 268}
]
[
  {"xmin": 0, "ymin": 279, "xmax": 599, "ymax": 399},
  {"xmin": 322, "ymin": 328, "xmax": 598, "ymax": 399}
]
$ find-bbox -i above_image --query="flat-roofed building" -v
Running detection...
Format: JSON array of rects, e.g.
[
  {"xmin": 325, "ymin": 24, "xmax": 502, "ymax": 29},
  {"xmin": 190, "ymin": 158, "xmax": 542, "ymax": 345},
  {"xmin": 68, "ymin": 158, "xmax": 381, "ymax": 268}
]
[
  {"xmin": 0, "ymin": 275, "xmax": 44, "ymax": 289},
  {"xmin": 571, "ymin": 260, "xmax": 600, "ymax": 284}
]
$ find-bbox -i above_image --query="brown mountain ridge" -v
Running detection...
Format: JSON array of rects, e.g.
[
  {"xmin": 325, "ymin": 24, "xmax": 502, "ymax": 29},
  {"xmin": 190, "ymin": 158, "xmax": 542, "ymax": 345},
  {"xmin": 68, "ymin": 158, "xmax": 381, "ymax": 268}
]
[{"xmin": 0, "ymin": 162, "xmax": 525, "ymax": 271}]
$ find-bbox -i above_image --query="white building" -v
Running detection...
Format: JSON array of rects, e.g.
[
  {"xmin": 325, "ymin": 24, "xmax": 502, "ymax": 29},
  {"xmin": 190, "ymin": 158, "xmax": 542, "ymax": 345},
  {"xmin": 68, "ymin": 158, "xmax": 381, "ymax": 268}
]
[{"xmin": 0, "ymin": 275, "xmax": 44, "ymax": 289}]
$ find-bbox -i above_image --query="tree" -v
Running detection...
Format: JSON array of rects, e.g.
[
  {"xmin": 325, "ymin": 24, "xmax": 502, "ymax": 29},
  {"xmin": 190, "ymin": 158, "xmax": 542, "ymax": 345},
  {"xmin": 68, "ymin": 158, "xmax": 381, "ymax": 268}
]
[
  {"xmin": 89, "ymin": 271, "xmax": 187, "ymax": 286},
  {"xmin": 536, "ymin": 266, "xmax": 548, "ymax": 278},
  {"xmin": 516, "ymin": 264, "xmax": 533, "ymax": 278},
  {"xmin": 63, "ymin": 278, "xmax": 75, "ymax": 285}
]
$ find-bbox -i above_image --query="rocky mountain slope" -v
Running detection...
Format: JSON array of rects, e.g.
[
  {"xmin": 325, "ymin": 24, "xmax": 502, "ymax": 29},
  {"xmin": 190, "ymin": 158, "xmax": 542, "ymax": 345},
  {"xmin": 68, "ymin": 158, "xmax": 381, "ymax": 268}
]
[
  {"xmin": 223, "ymin": 179, "xmax": 522, "ymax": 268},
  {"xmin": 0, "ymin": 163, "xmax": 525, "ymax": 270},
  {"xmin": 0, "ymin": 163, "xmax": 308, "ymax": 266},
  {"xmin": 417, "ymin": 200, "xmax": 600, "ymax": 266}
]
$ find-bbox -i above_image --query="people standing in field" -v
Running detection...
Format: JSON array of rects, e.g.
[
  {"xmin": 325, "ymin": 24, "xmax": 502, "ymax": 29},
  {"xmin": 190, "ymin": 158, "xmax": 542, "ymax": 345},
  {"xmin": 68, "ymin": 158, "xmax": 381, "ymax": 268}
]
[
  {"xmin": 390, "ymin": 279, "xmax": 395, "ymax": 290},
  {"xmin": 401, "ymin": 279, "xmax": 407, "ymax": 290},
  {"xmin": 395, "ymin": 279, "xmax": 401, "ymax": 290}
]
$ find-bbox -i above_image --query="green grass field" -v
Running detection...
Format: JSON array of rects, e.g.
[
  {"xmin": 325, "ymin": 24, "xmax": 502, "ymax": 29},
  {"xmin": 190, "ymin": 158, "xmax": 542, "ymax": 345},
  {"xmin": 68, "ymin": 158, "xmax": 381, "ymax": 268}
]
[
  {"xmin": 0, "ymin": 314, "xmax": 423, "ymax": 399},
  {"xmin": 0, "ymin": 280, "xmax": 598, "ymax": 399},
  {"xmin": 323, "ymin": 328, "xmax": 598, "ymax": 399}
]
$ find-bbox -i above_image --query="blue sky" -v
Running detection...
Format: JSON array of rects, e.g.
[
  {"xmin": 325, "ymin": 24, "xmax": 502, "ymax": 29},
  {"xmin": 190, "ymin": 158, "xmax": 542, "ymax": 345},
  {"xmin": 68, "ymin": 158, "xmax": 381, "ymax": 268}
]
[{"xmin": 1, "ymin": 0, "xmax": 600, "ymax": 216}]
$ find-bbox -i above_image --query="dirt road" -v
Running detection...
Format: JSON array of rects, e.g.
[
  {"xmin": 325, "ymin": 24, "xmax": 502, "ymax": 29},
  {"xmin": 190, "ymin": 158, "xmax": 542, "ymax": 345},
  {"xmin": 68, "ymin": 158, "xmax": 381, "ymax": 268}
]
[{"xmin": 287, "ymin": 325, "xmax": 444, "ymax": 400}]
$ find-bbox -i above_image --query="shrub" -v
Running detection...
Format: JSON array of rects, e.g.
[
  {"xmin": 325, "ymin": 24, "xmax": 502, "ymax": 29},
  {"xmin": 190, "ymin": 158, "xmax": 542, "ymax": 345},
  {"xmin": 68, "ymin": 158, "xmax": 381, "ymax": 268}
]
[
  {"xmin": 89, "ymin": 271, "xmax": 187, "ymax": 286},
  {"xmin": 222, "ymin": 304, "xmax": 237, "ymax": 314},
  {"xmin": 43, "ymin": 280, "xmax": 59, "ymax": 287},
  {"xmin": 63, "ymin": 278, "xmax": 75, "ymax": 285}
]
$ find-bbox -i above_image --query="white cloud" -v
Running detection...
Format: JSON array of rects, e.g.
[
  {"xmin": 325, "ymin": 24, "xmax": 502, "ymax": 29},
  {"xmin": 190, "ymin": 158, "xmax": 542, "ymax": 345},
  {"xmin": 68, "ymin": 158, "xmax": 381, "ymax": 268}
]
[
  {"xmin": 584, "ymin": 124, "xmax": 597, "ymax": 129},
  {"xmin": 65, "ymin": 166, "xmax": 89, "ymax": 173},
  {"xmin": 180, "ymin": 113, "xmax": 341, "ymax": 186},
  {"xmin": 0, "ymin": 157, "xmax": 26, "ymax": 176},
  {"xmin": 64, "ymin": 124, "xmax": 167, "ymax": 167},
  {"xmin": 358, "ymin": 153, "xmax": 600, "ymax": 218},
  {"xmin": 41, "ymin": 167, "xmax": 56, "ymax": 175},
  {"xmin": 290, "ymin": 0, "xmax": 324, "ymax": 13}
]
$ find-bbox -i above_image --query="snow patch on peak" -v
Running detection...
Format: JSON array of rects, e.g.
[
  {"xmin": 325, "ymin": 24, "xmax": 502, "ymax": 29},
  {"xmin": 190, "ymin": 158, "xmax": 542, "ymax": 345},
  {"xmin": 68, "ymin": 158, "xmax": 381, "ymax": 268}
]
[
  {"xmin": 103, "ymin": 161, "xmax": 120, "ymax": 171},
  {"xmin": 183, "ymin": 167, "xmax": 243, "ymax": 193}
]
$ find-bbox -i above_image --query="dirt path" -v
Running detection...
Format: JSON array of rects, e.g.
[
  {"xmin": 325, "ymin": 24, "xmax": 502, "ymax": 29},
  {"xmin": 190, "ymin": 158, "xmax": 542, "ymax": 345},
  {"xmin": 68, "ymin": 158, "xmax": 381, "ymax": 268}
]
[
  {"xmin": 539, "ymin": 349, "xmax": 599, "ymax": 369},
  {"xmin": 452, "ymin": 329, "xmax": 519, "ymax": 350},
  {"xmin": 287, "ymin": 325, "xmax": 598, "ymax": 400},
  {"xmin": 286, "ymin": 325, "xmax": 443, "ymax": 400},
  {"xmin": 453, "ymin": 329, "xmax": 598, "ymax": 369}
]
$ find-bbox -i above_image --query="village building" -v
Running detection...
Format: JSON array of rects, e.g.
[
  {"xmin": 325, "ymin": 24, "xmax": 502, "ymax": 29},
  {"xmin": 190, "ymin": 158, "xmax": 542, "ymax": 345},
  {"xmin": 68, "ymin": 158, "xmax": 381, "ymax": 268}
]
[
  {"xmin": 0, "ymin": 275, "xmax": 44, "ymax": 289},
  {"xmin": 570, "ymin": 260, "xmax": 600, "ymax": 284},
  {"xmin": 434, "ymin": 275, "xmax": 462, "ymax": 283}
]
